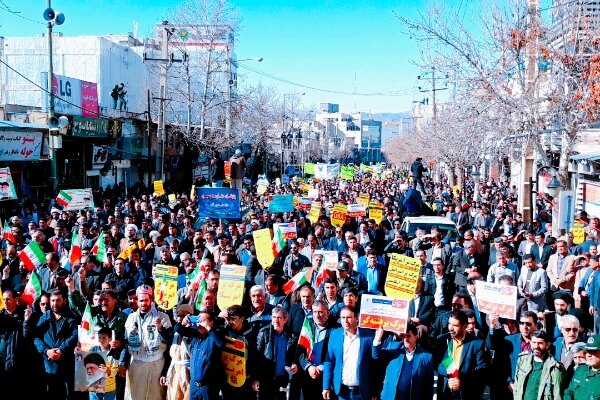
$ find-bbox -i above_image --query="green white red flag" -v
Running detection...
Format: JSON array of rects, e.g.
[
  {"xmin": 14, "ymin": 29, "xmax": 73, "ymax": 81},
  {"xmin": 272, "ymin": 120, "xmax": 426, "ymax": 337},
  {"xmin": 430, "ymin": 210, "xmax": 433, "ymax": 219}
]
[
  {"xmin": 2, "ymin": 220, "xmax": 15, "ymax": 244},
  {"xmin": 298, "ymin": 317, "xmax": 314, "ymax": 359},
  {"xmin": 283, "ymin": 268, "xmax": 310, "ymax": 295},
  {"xmin": 194, "ymin": 279, "xmax": 208, "ymax": 311},
  {"xmin": 19, "ymin": 241, "xmax": 46, "ymax": 271},
  {"xmin": 81, "ymin": 302, "xmax": 95, "ymax": 336},
  {"xmin": 69, "ymin": 231, "xmax": 81, "ymax": 266},
  {"xmin": 272, "ymin": 226, "xmax": 286, "ymax": 257},
  {"xmin": 91, "ymin": 232, "xmax": 109, "ymax": 266},
  {"xmin": 21, "ymin": 271, "xmax": 42, "ymax": 305},
  {"xmin": 56, "ymin": 190, "xmax": 72, "ymax": 207},
  {"xmin": 442, "ymin": 340, "xmax": 459, "ymax": 378}
]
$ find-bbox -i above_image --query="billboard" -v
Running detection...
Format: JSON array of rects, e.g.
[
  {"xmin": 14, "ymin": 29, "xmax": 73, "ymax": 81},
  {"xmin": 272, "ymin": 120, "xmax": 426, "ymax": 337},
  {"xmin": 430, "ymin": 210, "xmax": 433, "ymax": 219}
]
[{"xmin": 43, "ymin": 73, "xmax": 99, "ymax": 118}]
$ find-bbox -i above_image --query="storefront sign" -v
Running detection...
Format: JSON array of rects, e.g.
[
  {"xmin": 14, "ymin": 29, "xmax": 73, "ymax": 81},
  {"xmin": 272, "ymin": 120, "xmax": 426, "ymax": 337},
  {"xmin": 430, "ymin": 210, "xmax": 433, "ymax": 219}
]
[
  {"xmin": 71, "ymin": 116, "xmax": 108, "ymax": 138},
  {"xmin": 0, "ymin": 131, "xmax": 42, "ymax": 161}
]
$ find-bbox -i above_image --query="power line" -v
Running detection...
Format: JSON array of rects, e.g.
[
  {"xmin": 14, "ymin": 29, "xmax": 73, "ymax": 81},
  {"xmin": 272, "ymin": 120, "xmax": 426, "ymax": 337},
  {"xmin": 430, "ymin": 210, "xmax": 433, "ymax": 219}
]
[
  {"xmin": 0, "ymin": 1, "xmax": 45, "ymax": 25},
  {"xmin": 238, "ymin": 63, "xmax": 419, "ymax": 97},
  {"xmin": 539, "ymin": 0, "xmax": 581, "ymax": 12},
  {"xmin": 0, "ymin": 58, "xmax": 145, "ymax": 119}
]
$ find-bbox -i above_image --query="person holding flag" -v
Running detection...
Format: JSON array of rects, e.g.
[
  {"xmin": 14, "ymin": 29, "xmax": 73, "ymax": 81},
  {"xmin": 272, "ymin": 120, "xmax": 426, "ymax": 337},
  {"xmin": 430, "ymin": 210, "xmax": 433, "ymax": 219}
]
[
  {"xmin": 297, "ymin": 300, "xmax": 337, "ymax": 400},
  {"xmin": 433, "ymin": 310, "xmax": 487, "ymax": 400}
]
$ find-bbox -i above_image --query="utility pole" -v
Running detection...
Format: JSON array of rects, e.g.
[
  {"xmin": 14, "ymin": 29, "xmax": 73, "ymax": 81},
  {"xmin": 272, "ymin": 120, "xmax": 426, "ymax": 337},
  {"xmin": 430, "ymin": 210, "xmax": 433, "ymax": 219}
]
[
  {"xmin": 46, "ymin": 0, "xmax": 58, "ymax": 193},
  {"xmin": 418, "ymin": 67, "xmax": 447, "ymax": 122},
  {"xmin": 146, "ymin": 89, "xmax": 152, "ymax": 188},
  {"xmin": 225, "ymin": 45, "xmax": 232, "ymax": 140},
  {"xmin": 143, "ymin": 22, "xmax": 185, "ymax": 182}
]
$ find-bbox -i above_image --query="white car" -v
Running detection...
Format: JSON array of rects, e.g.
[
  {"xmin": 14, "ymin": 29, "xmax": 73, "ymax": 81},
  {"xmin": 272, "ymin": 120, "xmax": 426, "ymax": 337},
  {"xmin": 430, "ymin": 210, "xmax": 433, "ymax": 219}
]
[{"xmin": 400, "ymin": 216, "xmax": 459, "ymax": 243}]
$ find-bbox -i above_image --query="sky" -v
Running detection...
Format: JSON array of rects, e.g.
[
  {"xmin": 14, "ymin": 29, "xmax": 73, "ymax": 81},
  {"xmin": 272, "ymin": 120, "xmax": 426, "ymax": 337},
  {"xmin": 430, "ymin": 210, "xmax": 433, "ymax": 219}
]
[{"xmin": 0, "ymin": 0, "xmax": 555, "ymax": 114}]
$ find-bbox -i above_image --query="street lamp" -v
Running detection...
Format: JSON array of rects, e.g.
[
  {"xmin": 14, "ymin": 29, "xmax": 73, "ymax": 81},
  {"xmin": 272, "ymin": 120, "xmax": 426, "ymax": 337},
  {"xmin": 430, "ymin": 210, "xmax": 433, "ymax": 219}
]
[
  {"xmin": 470, "ymin": 166, "xmax": 481, "ymax": 202},
  {"xmin": 529, "ymin": 165, "xmax": 563, "ymax": 225}
]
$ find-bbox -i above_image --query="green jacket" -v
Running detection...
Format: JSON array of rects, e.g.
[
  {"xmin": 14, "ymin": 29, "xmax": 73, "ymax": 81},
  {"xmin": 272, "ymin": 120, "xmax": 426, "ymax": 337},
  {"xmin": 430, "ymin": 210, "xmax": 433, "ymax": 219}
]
[
  {"xmin": 564, "ymin": 365, "xmax": 600, "ymax": 400},
  {"xmin": 513, "ymin": 354, "xmax": 566, "ymax": 400},
  {"xmin": 68, "ymin": 290, "xmax": 128, "ymax": 339}
]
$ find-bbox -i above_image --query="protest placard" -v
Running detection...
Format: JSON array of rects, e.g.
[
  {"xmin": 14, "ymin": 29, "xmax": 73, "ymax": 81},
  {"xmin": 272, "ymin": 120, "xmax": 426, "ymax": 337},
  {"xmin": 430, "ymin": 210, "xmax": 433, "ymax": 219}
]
[
  {"xmin": 347, "ymin": 203, "xmax": 366, "ymax": 217},
  {"xmin": 273, "ymin": 222, "xmax": 297, "ymax": 240},
  {"xmin": 269, "ymin": 194, "xmax": 295, "ymax": 213},
  {"xmin": 153, "ymin": 180, "xmax": 165, "ymax": 196},
  {"xmin": 168, "ymin": 194, "xmax": 177, "ymax": 208},
  {"xmin": 297, "ymin": 197, "xmax": 312, "ymax": 210},
  {"xmin": 308, "ymin": 201, "xmax": 322, "ymax": 224},
  {"xmin": 218, "ymin": 265, "xmax": 246, "ymax": 310},
  {"xmin": 359, "ymin": 294, "xmax": 409, "ymax": 333},
  {"xmin": 154, "ymin": 264, "xmax": 179, "ymax": 310},
  {"xmin": 304, "ymin": 162, "xmax": 315, "ymax": 175},
  {"xmin": 368, "ymin": 201, "xmax": 383, "ymax": 224},
  {"xmin": 307, "ymin": 188, "xmax": 319, "ymax": 199},
  {"xmin": 0, "ymin": 168, "xmax": 17, "ymax": 201},
  {"xmin": 384, "ymin": 253, "xmax": 421, "ymax": 300},
  {"xmin": 253, "ymin": 228, "xmax": 274, "ymax": 268},
  {"xmin": 315, "ymin": 250, "xmax": 339, "ymax": 270},
  {"xmin": 340, "ymin": 165, "xmax": 356, "ymax": 180},
  {"xmin": 222, "ymin": 336, "xmax": 247, "ymax": 387},
  {"xmin": 475, "ymin": 280, "xmax": 518, "ymax": 320},
  {"xmin": 331, "ymin": 204, "xmax": 347, "ymax": 228},
  {"xmin": 56, "ymin": 189, "xmax": 95, "ymax": 210},
  {"xmin": 197, "ymin": 188, "xmax": 240, "ymax": 219},
  {"xmin": 74, "ymin": 349, "xmax": 110, "ymax": 393},
  {"xmin": 358, "ymin": 193, "xmax": 370, "ymax": 207},
  {"xmin": 117, "ymin": 238, "xmax": 146, "ymax": 260}
]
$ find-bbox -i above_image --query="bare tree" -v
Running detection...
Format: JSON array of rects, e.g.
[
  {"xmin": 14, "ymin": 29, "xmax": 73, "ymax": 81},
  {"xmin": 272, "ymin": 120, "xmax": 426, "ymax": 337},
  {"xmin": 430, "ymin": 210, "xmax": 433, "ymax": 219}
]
[
  {"xmin": 150, "ymin": 0, "xmax": 240, "ymax": 152},
  {"xmin": 397, "ymin": 0, "xmax": 600, "ymax": 185}
]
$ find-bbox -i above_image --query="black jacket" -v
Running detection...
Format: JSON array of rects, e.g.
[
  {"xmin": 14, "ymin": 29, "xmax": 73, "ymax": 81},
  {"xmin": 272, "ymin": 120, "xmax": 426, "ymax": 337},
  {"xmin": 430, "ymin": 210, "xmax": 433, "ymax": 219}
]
[
  {"xmin": 411, "ymin": 160, "xmax": 427, "ymax": 178},
  {"xmin": 255, "ymin": 325, "xmax": 298, "ymax": 394}
]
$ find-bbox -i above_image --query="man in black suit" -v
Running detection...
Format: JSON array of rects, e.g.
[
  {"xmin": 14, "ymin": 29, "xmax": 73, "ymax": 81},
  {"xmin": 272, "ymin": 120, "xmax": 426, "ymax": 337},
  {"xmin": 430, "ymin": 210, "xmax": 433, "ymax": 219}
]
[
  {"xmin": 531, "ymin": 232, "xmax": 552, "ymax": 269},
  {"xmin": 408, "ymin": 277, "xmax": 435, "ymax": 334},
  {"xmin": 434, "ymin": 310, "xmax": 487, "ymax": 400},
  {"xmin": 451, "ymin": 241, "xmax": 485, "ymax": 292},
  {"xmin": 288, "ymin": 285, "xmax": 315, "ymax": 335}
]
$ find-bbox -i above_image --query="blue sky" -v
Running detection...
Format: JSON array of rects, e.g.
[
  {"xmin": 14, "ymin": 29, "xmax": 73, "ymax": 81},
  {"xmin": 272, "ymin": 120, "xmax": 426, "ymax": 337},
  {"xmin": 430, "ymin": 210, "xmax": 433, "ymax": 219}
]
[{"xmin": 0, "ymin": 0, "xmax": 554, "ymax": 114}]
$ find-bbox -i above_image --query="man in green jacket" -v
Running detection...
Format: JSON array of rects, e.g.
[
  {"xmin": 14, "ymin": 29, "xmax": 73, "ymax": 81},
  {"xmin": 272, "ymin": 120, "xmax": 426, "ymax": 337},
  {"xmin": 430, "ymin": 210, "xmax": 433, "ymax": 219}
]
[
  {"xmin": 564, "ymin": 334, "xmax": 600, "ymax": 400},
  {"xmin": 513, "ymin": 330, "xmax": 566, "ymax": 400}
]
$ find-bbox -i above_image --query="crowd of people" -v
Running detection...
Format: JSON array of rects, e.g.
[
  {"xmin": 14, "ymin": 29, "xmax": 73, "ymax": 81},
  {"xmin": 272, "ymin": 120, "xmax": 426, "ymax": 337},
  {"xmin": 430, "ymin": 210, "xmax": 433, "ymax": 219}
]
[{"xmin": 0, "ymin": 157, "xmax": 599, "ymax": 400}]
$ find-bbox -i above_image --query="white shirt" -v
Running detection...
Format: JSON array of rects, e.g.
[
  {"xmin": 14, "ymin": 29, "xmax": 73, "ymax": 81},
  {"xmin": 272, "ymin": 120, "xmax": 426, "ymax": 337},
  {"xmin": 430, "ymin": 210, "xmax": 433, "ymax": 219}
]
[
  {"xmin": 405, "ymin": 348, "xmax": 415, "ymax": 361},
  {"xmin": 342, "ymin": 331, "xmax": 360, "ymax": 386},
  {"xmin": 434, "ymin": 274, "xmax": 445, "ymax": 307}
]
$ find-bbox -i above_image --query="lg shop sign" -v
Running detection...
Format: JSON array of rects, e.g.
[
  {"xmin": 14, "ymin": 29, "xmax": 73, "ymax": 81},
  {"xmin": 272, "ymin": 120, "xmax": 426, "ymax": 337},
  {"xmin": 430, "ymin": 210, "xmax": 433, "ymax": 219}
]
[{"xmin": 43, "ymin": 73, "xmax": 99, "ymax": 118}]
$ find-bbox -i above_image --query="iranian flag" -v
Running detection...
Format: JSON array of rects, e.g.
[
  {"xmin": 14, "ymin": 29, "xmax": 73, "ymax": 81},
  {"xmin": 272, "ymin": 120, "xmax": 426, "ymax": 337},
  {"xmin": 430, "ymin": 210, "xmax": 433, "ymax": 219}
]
[
  {"xmin": 91, "ymin": 233, "xmax": 109, "ymax": 266},
  {"xmin": 298, "ymin": 317, "xmax": 314, "ymax": 359},
  {"xmin": 69, "ymin": 231, "xmax": 82, "ymax": 267},
  {"xmin": 56, "ymin": 190, "xmax": 72, "ymax": 207},
  {"xmin": 2, "ymin": 220, "xmax": 15, "ymax": 244},
  {"xmin": 188, "ymin": 263, "xmax": 207, "ymax": 284},
  {"xmin": 283, "ymin": 268, "xmax": 310, "ymax": 295},
  {"xmin": 314, "ymin": 261, "xmax": 328, "ymax": 290},
  {"xmin": 21, "ymin": 271, "xmax": 42, "ymax": 305},
  {"xmin": 442, "ymin": 341, "xmax": 459, "ymax": 378},
  {"xmin": 19, "ymin": 241, "xmax": 46, "ymax": 271},
  {"xmin": 81, "ymin": 302, "xmax": 95, "ymax": 336},
  {"xmin": 272, "ymin": 226, "xmax": 286, "ymax": 257},
  {"xmin": 194, "ymin": 279, "xmax": 207, "ymax": 311}
]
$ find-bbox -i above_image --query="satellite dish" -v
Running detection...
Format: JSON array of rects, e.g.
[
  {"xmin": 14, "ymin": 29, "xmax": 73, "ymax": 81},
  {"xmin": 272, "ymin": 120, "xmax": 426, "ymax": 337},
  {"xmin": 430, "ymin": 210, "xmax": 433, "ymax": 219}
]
[
  {"xmin": 54, "ymin": 12, "xmax": 65, "ymax": 25},
  {"xmin": 58, "ymin": 116, "xmax": 69, "ymax": 128},
  {"xmin": 43, "ymin": 8, "xmax": 55, "ymax": 22}
]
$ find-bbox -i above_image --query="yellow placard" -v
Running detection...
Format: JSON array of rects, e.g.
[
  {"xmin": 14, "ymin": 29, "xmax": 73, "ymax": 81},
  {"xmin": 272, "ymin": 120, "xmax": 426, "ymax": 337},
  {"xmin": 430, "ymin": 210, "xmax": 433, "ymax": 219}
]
[
  {"xmin": 358, "ymin": 193, "xmax": 370, "ymax": 207},
  {"xmin": 117, "ymin": 238, "xmax": 146, "ymax": 260},
  {"xmin": 217, "ymin": 265, "xmax": 246, "ymax": 310},
  {"xmin": 570, "ymin": 227, "xmax": 585, "ymax": 245},
  {"xmin": 168, "ymin": 194, "xmax": 177, "ymax": 208},
  {"xmin": 253, "ymin": 228, "xmax": 275, "ymax": 268},
  {"xmin": 153, "ymin": 180, "xmax": 165, "ymax": 196},
  {"xmin": 331, "ymin": 204, "xmax": 347, "ymax": 228},
  {"xmin": 222, "ymin": 336, "xmax": 247, "ymax": 387},
  {"xmin": 154, "ymin": 264, "xmax": 179, "ymax": 310},
  {"xmin": 308, "ymin": 201, "xmax": 322, "ymax": 224},
  {"xmin": 369, "ymin": 207, "xmax": 383, "ymax": 224},
  {"xmin": 385, "ymin": 254, "xmax": 421, "ymax": 300}
]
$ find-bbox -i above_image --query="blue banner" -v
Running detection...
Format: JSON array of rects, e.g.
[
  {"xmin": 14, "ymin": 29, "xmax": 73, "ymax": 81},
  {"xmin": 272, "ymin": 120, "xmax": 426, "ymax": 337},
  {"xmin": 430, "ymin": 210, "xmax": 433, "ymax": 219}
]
[
  {"xmin": 269, "ymin": 194, "xmax": 295, "ymax": 213},
  {"xmin": 197, "ymin": 188, "xmax": 241, "ymax": 219}
]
